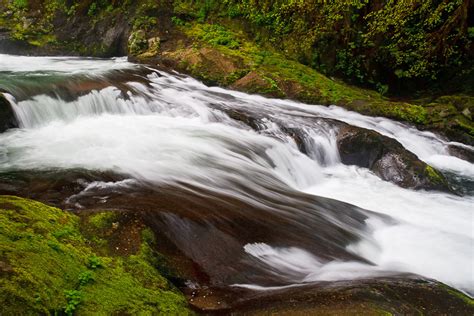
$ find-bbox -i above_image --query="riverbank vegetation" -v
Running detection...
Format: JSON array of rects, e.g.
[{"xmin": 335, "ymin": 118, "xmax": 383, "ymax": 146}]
[{"xmin": 0, "ymin": 196, "xmax": 191, "ymax": 315}]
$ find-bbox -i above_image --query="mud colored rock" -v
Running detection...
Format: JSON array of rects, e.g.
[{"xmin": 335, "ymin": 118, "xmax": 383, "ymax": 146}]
[
  {"xmin": 162, "ymin": 47, "xmax": 244, "ymax": 85},
  {"xmin": 231, "ymin": 71, "xmax": 280, "ymax": 96}
]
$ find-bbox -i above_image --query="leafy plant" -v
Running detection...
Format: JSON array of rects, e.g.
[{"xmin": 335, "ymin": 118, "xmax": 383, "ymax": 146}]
[
  {"xmin": 132, "ymin": 15, "xmax": 157, "ymax": 31},
  {"xmin": 12, "ymin": 0, "xmax": 28, "ymax": 9},
  {"xmin": 78, "ymin": 271, "xmax": 94, "ymax": 286},
  {"xmin": 88, "ymin": 2, "xmax": 97, "ymax": 17},
  {"xmin": 88, "ymin": 255, "xmax": 103, "ymax": 269},
  {"xmin": 171, "ymin": 16, "xmax": 185, "ymax": 26},
  {"xmin": 64, "ymin": 290, "xmax": 82, "ymax": 315}
]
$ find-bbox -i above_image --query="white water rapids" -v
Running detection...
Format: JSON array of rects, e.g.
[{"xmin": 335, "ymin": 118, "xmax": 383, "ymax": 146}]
[{"xmin": 0, "ymin": 54, "xmax": 473, "ymax": 295}]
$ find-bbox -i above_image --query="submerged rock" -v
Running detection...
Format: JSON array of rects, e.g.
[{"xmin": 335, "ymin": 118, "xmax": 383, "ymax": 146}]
[
  {"xmin": 448, "ymin": 144, "xmax": 474, "ymax": 163},
  {"xmin": 337, "ymin": 125, "xmax": 450, "ymax": 191}
]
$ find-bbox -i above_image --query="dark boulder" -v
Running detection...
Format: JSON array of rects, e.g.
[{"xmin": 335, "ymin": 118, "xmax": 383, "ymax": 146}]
[
  {"xmin": 0, "ymin": 93, "xmax": 18, "ymax": 132},
  {"xmin": 337, "ymin": 125, "xmax": 450, "ymax": 192},
  {"xmin": 448, "ymin": 144, "xmax": 474, "ymax": 163}
]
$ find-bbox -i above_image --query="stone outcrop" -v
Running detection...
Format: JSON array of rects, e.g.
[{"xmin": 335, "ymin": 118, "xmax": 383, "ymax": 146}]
[{"xmin": 337, "ymin": 125, "xmax": 450, "ymax": 191}]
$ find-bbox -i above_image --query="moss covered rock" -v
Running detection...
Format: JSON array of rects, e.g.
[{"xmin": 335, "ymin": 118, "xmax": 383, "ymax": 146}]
[
  {"xmin": 128, "ymin": 30, "xmax": 148, "ymax": 56},
  {"xmin": 336, "ymin": 125, "xmax": 450, "ymax": 191},
  {"xmin": 0, "ymin": 196, "xmax": 191, "ymax": 315}
]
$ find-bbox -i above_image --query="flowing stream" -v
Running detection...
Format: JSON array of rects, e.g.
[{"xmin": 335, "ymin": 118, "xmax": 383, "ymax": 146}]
[{"xmin": 0, "ymin": 54, "xmax": 473, "ymax": 296}]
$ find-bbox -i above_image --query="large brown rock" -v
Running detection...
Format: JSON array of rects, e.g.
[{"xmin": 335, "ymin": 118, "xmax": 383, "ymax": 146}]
[{"xmin": 337, "ymin": 125, "xmax": 450, "ymax": 191}]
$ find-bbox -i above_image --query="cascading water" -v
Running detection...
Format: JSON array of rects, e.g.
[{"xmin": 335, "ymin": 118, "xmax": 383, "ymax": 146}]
[{"xmin": 0, "ymin": 54, "xmax": 473, "ymax": 295}]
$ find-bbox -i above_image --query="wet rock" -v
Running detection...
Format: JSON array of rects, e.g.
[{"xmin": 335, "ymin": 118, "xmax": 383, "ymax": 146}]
[
  {"xmin": 337, "ymin": 125, "xmax": 450, "ymax": 191},
  {"xmin": 279, "ymin": 126, "xmax": 309, "ymax": 154},
  {"xmin": 55, "ymin": 13, "xmax": 130, "ymax": 57},
  {"xmin": 0, "ymin": 94, "xmax": 18, "ymax": 132},
  {"xmin": 223, "ymin": 277, "xmax": 474, "ymax": 315},
  {"xmin": 224, "ymin": 108, "xmax": 262, "ymax": 131},
  {"xmin": 448, "ymin": 144, "xmax": 474, "ymax": 163}
]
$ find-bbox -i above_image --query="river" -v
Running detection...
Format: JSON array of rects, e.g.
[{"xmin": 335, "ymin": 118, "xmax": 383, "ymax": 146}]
[{"xmin": 0, "ymin": 54, "xmax": 472, "ymax": 297}]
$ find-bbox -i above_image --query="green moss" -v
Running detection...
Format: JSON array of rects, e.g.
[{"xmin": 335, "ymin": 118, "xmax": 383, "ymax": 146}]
[
  {"xmin": 378, "ymin": 102, "xmax": 428, "ymax": 125},
  {"xmin": 128, "ymin": 30, "xmax": 148, "ymax": 56},
  {"xmin": 78, "ymin": 245, "xmax": 188, "ymax": 315},
  {"xmin": 193, "ymin": 24, "xmax": 240, "ymax": 49},
  {"xmin": 0, "ymin": 196, "xmax": 191, "ymax": 315},
  {"xmin": 424, "ymin": 166, "xmax": 445, "ymax": 185},
  {"xmin": 89, "ymin": 211, "xmax": 118, "ymax": 230},
  {"xmin": 12, "ymin": 0, "xmax": 28, "ymax": 10},
  {"xmin": 27, "ymin": 34, "xmax": 57, "ymax": 47},
  {"xmin": 439, "ymin": 284, "xmax": 474, "ymax": 307},
  {"xmin": 456, "ymin": 118, "xmax": 474, "ymax": 137}
]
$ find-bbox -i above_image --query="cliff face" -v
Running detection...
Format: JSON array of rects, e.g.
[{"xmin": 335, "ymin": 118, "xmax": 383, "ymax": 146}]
[
  {"xmin": 0, "ymin": 0, "xmax": 472, "ymax": 145},
  {"xmin": 0, "ymin": 0, "xmax": 138, "ymax": 56}
]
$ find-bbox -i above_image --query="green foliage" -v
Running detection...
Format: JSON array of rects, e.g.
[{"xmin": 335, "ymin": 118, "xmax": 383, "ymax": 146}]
[
  {"xmin": 132, "ymin": 15, "xmax": 157, "ymax": 31},
  {"xmin": 78, "ymin": 271, "xmax": 95, "ymax": 286},
  {"xmin": 177, "ymin": 0, "xmax": 472, "ymax": 92},
  {"xmin": 89, "ymin": 211, "xmax": 117, "ymax": 229},
  {"xmin": 335, "ymin": 48, "xmax": 365, "ymax": 83},
  {"xmin": 88, "ymin": 2, "xmax": 97, "ymax": 16},
  {"xmin": 468, "ymin": 27, "xmax": 474, "ymax": 39},
  {"xmin": 376, "ymin": 83, "xmax": 389, "ymax": 96},
  {"xmin": 128, "ymin": 30, "xmax": 148, "ymax": 56},
  {"xmin": 172, "ymin": 16, "xmax": 185, "ymax": 26},
  {"xmin": 12, "ymin": 0, "xmax": 28, "ymax": 9},
  {"xmin": 88, "ymin": 255, "xmax": 104, "ymax": 269},
  {"xmin": 64, "ymin": 290, "xmax": 82, "ymax": 315}
]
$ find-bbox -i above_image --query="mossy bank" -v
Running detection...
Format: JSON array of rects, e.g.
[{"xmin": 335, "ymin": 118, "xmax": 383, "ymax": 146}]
[
  {"xmin": 160, "ymin": 21, "xmax": 473, "ymax": 145},
  {"xmin": 0, "ymin": 195, "xmax": 192, "ymax": 315}
]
